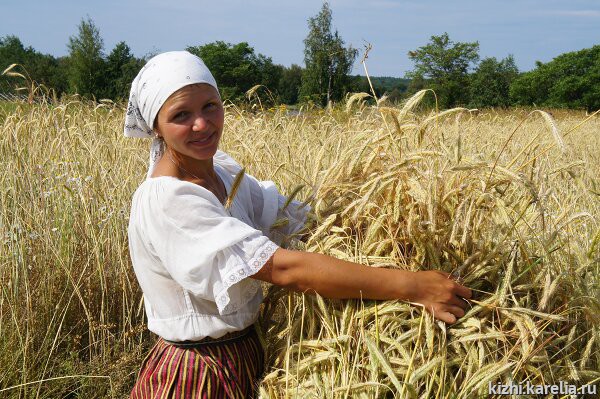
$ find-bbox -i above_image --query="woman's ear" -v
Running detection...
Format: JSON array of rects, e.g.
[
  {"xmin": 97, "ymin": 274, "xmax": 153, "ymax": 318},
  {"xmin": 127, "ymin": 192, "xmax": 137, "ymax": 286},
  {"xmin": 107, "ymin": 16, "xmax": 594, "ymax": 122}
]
[{"xmin": 153, "ymin": 122, "xmax": 162, "ymax": 138}]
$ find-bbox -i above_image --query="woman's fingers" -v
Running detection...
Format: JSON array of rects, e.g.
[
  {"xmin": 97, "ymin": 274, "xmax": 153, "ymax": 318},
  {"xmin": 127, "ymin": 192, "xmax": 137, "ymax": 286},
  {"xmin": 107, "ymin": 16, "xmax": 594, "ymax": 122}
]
[
  {"xmin": 432, "ymin": 304, "xmax": 465, "ymax": 324},
  {"xmin": 418, "ymin": 302, "xmax": 467, "ymax": 324},
  {"xmin": 445, "ymin": 304, "xmax": 465, "ymax": 318},
  {"xmin": 454, "ymin": 283, "xmax": 472, "ymax": 299},
  {"xmin": 429, "ymin": 270, "xmax": 473, "ymax": 300},
  {"xmin": 435, "ymin": 310, "xmax": 457, "ymax": 324},
  {"xmin": 410, "ymin": 270, "xmax": 474, "ymax": 324},
  {"xmin": 449, "ymin": 295, "xmax": 470, "ymax": 310}
]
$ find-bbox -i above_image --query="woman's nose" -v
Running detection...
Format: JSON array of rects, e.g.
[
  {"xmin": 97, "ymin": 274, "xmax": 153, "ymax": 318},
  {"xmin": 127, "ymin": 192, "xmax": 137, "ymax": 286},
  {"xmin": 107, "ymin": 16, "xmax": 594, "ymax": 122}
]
[{"xmin": 192, "ymin": 114, "xmax": 209, "ymax": 131}]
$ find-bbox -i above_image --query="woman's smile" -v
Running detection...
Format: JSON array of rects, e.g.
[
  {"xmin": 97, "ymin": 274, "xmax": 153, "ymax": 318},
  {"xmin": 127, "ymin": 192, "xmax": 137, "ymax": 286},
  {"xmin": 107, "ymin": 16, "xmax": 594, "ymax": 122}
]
[{"xmin": 189, "ymin": 132, "xmax": 216, "ymax": 146}]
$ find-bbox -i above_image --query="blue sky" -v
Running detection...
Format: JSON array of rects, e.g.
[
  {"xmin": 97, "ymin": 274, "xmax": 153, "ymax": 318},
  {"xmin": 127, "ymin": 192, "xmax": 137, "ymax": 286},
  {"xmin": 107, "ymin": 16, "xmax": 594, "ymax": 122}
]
[{"xmin": 1, "ymin": 0, "xmax": 599, "ymax": 77}]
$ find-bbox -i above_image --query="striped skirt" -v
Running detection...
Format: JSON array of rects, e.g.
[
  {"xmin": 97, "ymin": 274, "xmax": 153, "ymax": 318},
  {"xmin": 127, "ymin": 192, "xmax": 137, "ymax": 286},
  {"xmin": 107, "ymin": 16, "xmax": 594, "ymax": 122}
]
[{"xmin": 130, "ymin": 326, "xmax": 265, "ymax": 398}]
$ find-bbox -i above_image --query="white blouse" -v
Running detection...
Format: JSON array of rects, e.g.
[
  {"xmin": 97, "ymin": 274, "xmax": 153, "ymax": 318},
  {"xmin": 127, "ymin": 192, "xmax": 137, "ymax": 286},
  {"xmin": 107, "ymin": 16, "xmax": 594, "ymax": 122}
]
[{"xmin": 127, "ymin": 150, "xmax": 309, "ymax": 341}]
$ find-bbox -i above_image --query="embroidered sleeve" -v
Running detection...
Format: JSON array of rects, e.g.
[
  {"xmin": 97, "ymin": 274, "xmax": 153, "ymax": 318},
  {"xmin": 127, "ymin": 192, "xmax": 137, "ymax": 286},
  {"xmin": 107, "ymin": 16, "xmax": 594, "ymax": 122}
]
[{"xmin": 146, "ymin": 179, "xmax": 279, "ymax": 315}]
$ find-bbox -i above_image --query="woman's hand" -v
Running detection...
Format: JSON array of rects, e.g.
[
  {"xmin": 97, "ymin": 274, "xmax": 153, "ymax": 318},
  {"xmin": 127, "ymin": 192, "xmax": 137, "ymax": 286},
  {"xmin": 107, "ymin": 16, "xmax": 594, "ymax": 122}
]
[
  {"xmin": 252, "ymin": 249, "xmax": 472, "ymax": 324},
  {"xmin": 406, "ymin": 270, "xmax": 472, "ymax": 324}
]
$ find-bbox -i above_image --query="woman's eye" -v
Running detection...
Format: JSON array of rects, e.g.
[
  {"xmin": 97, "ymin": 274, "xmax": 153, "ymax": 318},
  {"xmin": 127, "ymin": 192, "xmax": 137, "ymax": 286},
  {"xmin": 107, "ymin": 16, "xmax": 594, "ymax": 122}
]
[{"xmin": 173, "ymin": 111, "xmax": 189, "ymax": 120}]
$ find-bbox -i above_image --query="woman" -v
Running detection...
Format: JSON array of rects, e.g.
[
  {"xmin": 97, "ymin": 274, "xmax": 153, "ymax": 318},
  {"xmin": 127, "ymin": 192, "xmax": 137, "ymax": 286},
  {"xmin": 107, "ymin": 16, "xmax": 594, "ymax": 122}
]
[{"xmin": 125, "ymin": 51, "xmax": 471, "ymax": 398}]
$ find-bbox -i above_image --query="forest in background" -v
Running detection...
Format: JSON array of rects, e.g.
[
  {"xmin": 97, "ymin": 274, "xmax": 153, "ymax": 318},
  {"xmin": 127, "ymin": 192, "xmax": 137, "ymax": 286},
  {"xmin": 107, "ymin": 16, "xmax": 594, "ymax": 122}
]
[{"xmin": 1, "ymin": 3, "xmax": 599, "ymax": 111}]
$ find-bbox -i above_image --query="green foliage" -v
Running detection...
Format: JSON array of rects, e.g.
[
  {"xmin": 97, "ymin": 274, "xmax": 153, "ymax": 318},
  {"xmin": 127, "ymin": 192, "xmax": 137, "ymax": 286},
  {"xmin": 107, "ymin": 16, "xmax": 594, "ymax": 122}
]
[
  {"xmin": 0, "ymin": 35, "xmax": 67, "ymax": 95},
  {"xmin": 368, "ymin": 76, "xmax": 409, "ymax": 93},
  {"xmin": 187, "ymin": 41, "xmax": 281, "ymax": 103},
  {"xmin": 0, "ymin": 29, "xmax": 143, "ymax": 102},
  {"xmin": 300, "ymin": 1, "xmax": 358, "ymax": 106},
  {"xmin": 349, "ymin": 75, "xmax": 409, "ymax": 102},
  {"xmin": 510, "ymin": 45, "xmax": 600, "ymax": 111},
  {"xmin": 0, "ymin": 19, "xmax": 145, "ymax": 101},
  {"xmin": 3, "ymin": 22, "xmax": 599, "ymax": 110},
  {"xmin": 407, "ymin": 32, "xmax": 479, "ymax": 108},
  {"xmin": 470, "ymin": 56, "xmax": 519, "ymax": 108},
  {"xmin": 104, "ymin": 42, "xmax": 144, "ymax": 100},
  {"xmin": 278, "ymin": 64, "xmax": 303, "ymax": 104},
  {"xmin": 67, "ymin": 17, "xmax": 106, "ymax": 98}
]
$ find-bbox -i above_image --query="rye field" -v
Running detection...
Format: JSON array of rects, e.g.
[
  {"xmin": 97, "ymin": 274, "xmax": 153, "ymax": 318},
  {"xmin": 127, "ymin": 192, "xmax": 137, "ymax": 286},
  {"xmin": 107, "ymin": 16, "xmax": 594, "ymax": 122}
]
[{"xmin": 0, "ymin": 92, "xmax": 598, "ymax": 398}]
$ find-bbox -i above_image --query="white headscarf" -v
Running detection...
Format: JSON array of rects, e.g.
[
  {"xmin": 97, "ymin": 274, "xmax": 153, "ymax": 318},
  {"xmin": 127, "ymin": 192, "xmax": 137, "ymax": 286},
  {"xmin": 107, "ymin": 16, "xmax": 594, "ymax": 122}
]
[{"xmin": 123, "ymin": 51, "xmax": 219, "ymax": 179}]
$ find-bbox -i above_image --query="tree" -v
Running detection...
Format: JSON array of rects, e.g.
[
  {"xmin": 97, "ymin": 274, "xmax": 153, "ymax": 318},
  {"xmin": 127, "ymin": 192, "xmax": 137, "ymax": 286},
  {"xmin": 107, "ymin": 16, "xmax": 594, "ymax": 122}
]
[
  {"xmin": 510, "ymin": 45, "xmax": 600, "ymax": 112},
  {"xmin": 187, "ymin": 41, "xmax": 279, "ymax": 103},
  {"xmin": 348, "ymin": 76, "xmax": 409, "ymax": 102},
  {"xmin": 67, "ymin": 17, "xmax": 106, "ymax": 98},
  {"xmin": 300, "ymin": 1, "xmax": 358, "ymax": 106},
  {"xmin": 470, "ymin": 55, "xmax": 519, "ymax": 108},
  {"xmin": 0, "ymin": 35, "xmax": 67, "ymax": 95},
  {"xmin": 104, "ymin": 42, "xmax": 144, "ymax": 100},
  {"xmin": 278, "ymin": 64, "xmax": 303, "ymax": 104},
  {"xmin": 0, "ymin": 35, "xmax": 38, "ymax": 94},
  {"xmin": 407, "ymin": 32, "xmax": 479, "ymax": 108}
]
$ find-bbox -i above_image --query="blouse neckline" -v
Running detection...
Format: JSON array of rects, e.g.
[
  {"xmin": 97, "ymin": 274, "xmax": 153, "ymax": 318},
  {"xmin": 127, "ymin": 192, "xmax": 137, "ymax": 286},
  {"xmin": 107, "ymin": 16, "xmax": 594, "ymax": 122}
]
[{"xmin": 145, "ymin": 164, "xmax": 232, "ymax": 211}]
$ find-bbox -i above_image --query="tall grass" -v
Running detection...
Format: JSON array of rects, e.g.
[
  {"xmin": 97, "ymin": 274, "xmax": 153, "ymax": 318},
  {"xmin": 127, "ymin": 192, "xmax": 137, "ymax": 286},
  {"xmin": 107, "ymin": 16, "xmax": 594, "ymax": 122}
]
[{"xmin": 0, "ymin": 93, "xmax": 598, "ymax": 398}]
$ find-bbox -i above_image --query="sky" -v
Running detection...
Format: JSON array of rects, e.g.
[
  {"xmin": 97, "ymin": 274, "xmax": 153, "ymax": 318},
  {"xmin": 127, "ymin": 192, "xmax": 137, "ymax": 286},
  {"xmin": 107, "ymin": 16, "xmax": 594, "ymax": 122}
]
[{"xmin": 1, "ymin": 0, "xmax": 599, "ymax": 78}]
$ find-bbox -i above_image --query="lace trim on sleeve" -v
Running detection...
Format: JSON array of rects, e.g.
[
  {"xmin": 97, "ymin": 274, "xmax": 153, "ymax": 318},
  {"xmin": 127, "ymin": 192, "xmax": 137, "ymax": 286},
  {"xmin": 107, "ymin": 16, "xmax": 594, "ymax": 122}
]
[{"xmin": 215, "ymin": 240, "xmax": 279, "ymax": 315}]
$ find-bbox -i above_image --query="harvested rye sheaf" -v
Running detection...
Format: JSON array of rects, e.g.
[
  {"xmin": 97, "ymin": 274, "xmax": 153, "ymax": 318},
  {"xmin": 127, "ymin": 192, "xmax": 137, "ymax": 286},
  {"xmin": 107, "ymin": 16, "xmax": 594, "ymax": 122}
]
[{"xmin": 251, "ymin": 93, "xmax": 600, "ymax": 398}]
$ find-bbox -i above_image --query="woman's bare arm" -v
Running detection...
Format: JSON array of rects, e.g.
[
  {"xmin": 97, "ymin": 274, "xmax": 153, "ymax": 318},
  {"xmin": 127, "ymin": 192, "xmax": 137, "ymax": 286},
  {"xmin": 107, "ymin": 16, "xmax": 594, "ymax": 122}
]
[{"xmin": 251, "ymin": 248, "xmax": 472, "ymax": 324}]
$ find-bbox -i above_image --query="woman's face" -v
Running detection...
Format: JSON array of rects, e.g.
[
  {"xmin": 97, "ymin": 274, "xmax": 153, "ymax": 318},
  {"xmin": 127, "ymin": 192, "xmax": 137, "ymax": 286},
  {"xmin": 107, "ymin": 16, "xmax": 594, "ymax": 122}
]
[{"xmin": 154, "ymin": 83, "xmax": 224, "ymax": 161}]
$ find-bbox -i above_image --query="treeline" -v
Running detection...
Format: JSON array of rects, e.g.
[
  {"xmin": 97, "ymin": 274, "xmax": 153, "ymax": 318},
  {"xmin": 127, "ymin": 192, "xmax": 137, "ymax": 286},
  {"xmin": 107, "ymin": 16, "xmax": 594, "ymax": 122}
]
[
  {"xmin": 0, "ymin": 13, "xmax": 403, "ymax": 106},
  {"xmin": 0, "ymin": 20, "xmax": 144, "ymax": 101},
  {"xmin": 406, "ymin": 33, "xmax": 600, "ymax": 112},
  {"xmin": 1, "ymin": 12, "xmax": 599, "ymax": 110}
]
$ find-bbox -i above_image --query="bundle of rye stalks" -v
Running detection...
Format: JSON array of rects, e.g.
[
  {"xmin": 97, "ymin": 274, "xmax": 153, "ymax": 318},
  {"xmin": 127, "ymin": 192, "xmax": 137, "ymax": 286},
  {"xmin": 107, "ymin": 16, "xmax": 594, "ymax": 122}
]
[{"xmin": 251, "ymin": 92, "xmax": 600, "ymax": 398}]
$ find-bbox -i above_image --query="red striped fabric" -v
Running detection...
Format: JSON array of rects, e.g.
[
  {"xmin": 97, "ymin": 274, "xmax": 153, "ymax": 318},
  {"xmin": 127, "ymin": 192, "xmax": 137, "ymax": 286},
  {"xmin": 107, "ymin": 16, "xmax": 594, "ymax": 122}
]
[{"xmin": 130, "ymin": 328, "xmax": 264, "ymax": 398}]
